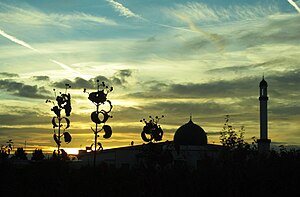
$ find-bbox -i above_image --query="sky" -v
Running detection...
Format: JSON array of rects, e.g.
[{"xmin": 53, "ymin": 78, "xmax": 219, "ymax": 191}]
[{"xmin": 0, "ymin": 0, "xmax": 300, "ymax": 154}]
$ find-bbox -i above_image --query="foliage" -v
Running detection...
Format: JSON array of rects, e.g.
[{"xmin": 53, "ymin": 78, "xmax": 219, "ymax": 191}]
[
  {"xmin": 219, "ymin": 115, "xmax": 247, "ymax": 150},
  {"xmin": 51, "ymin": 149, "xmax": 69, "ymax": 161},
  {"xmin": 0, "ymin": 140, "xmax": 14, "ymax": 160},
  {"xmin": 0, "ymin": 148, "xmax": 300, "ymax": 196},
  {"xmin": 31, "ymin": 149, "xmax": 45, "ymax": 161},
  {"xmin": 0, "ymin": 148, "xmax": 9, "ymax": 160},
  {"xmin": 14, "ymin": 147, "xmax": 27, "ymax": 160}
]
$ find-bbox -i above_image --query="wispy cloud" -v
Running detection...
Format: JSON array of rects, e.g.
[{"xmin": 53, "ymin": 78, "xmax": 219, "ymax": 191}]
[
  {"xmin": 288, "ymin": 0, "xmax": 300, "ymax": 13},
  {"xmin": 106, "ymin": 0, "xmax": 142, "ymax": 19},
  {"xmin": 0, "ymin": 2, "xmax": 116, "ymax": 27},
  {"xmin": 50, "ymin": 12, "xmax": 117, "ymax": 26},
  {"xmin": 105, "ymin": 0, "xmax": 202, "ymax": 34},
  {"xmin": 170, "ymin": 2, "xmax": 219, "ymax": 22},
  {"xmin": 167, "ymin": 2, "xmax": 280, "ymax": 23}
]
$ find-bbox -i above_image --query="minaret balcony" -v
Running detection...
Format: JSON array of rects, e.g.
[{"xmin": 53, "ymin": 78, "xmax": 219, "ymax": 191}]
[{"xmin": 259, "ymin": 96, "xmax": 269, "ymax": 101}]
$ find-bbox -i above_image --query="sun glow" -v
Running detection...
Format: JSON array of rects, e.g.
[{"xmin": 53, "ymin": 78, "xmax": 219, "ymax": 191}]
[
  {"xmin": 64, "ymin": 148, "xmax": 81, "ymax": 155},
  {"xmin": 112, "ymin": 99, "xmax": 139, "ymax": 107}
]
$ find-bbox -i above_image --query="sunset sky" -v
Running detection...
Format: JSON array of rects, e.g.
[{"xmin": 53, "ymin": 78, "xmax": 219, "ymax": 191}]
[{"xmin": 0, "ymin": 0, "xmax": 300, "ymax": 154}]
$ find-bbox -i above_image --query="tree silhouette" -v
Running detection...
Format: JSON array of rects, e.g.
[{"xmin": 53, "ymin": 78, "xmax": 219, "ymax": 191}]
[
  {"xmin": 31, "ymin": 149, "xmax": 45, "ymax": 161},
  {"xmin": 219, "ymin": 115, "xmax": 247, "ymax": 150},
  {"xmin": 6, "ymin": 139, "xmax": 13, "ymax": 154},
  {"xmin": 14, "ymin": 147, "xmax": 27, "ymax": 160},
  {"xmin": 0, "ymin": 146, "xmax": 9, "ymax": 160},
  {"xmin": 0, "ymin": 139, "xmax": 13, "ymax": 160}
]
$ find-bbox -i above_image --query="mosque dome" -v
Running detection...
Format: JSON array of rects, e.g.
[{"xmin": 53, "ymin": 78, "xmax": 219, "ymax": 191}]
[
  {"xmin": 259, "ymin": 78, "xmax": 268, "ymax": 88},
  {"xmin": 174, "ymin": 119, "xmax": 207, "ymax": 146}
]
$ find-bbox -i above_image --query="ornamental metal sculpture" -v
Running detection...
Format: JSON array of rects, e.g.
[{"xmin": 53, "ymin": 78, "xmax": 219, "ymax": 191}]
[
  {"xmin": 83, "ymin": 80, "xmax": 113, "ymax": 166},
  {"xmin": 46, "ymin": 84, "xmax": 72, "ymax": 159},
  {"xmin": 140, "ymin": 115, "xmax": 164, "ymax": 142}
]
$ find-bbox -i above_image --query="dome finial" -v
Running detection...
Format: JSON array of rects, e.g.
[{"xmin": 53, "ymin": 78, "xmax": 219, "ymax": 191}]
[
  {"xmin": 189, "ymin": 113, "xmax": 193, "ymax": 123},
  {"xmin": 174, "ymin": 116, "xmax": 208, "ymax": 146}
]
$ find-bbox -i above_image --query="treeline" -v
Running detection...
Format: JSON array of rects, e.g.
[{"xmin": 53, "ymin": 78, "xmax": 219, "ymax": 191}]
[
  {"xmin": 0, "ymin": 147, "xmax": 46, "ymax": 161},
  {"xmin": 0, "ymin": 148, "xmax": 299, "ymax": 197}
]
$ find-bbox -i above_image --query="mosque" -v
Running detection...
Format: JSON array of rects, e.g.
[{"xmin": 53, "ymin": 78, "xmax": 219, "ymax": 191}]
[
  {"xmin": 78, "ymin": 118, "xmax": 223, "ymax": 169},
  {"xmin": 77, "ymin": 78, "xmax": 271, "ymax": 169}
]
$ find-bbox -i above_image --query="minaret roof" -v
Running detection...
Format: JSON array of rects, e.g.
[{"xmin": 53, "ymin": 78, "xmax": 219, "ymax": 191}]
[{"xmin": 259, "ymin": 77, "xmax": 268, "ymax": 88}]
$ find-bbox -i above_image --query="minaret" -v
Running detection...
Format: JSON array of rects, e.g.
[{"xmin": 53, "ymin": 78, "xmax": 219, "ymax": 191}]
[{"xmin": 258, "ymin": 76, "xmax": 271, "ymax": 153}]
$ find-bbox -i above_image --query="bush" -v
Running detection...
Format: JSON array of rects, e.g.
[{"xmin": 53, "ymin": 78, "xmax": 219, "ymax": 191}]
[{"xmin": 31, "ymin": 149, "xmax": 45, "ymax": 161}]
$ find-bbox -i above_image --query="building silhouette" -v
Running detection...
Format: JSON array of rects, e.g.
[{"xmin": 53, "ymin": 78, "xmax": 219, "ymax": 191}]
[
  {"xmin": 78, "ymin": 117, "xmax": 223, "ymax": 169},
  {"xmin": 78, "ymin": 78, "xmax": 272, "ymax": 167},
  {"xmin": 258, "ymin": 77, "xmax": 271, "ymax": 153}
]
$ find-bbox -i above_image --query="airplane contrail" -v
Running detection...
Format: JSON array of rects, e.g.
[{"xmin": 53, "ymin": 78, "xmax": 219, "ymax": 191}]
[
  {"xmin": 0, "ymin": 28, "xmax": 90, "ymax": 78},
  {"xmin": 106, "ymin": 0, "xmax": 142, "ymax": 19},
  {"xmin": 50, "ymin": 59, "xmax": 91, "ymax": 78},
  {"xmin": 105, "ymin": 0, "xmax": 190, "ymax": 31},
  {"xmin": 149, "ymin": 21, "xmax": 195, "ymax": 33},
  {"xmin": 288, "ymin": 0, "xmax": 300, "ymax": 13},
  {"xmin": 175, "ymin": 14, "xmax": 225, "ymax": 52},
  {"xmin": 105, "ymin": 0, "xmax": 194, "ymax": 32},
  {"xmin": 50, "ymin": 59, "xmax": 77, "ymax": 72},
  {"xmin": 105, "ymin": 0, "xmax": 224, "ymax": 51},
  {"xmin": 0, "ymin": 29, "xmax": 40, "ymax": 53}
]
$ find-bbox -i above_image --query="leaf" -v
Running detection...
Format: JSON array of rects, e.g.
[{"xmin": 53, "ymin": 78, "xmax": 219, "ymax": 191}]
[
  {"xmin": 63, "ymin": 132, "xmax": 72, "ymax": 143},
  {"xmin": 103, "ymin": 125, "xmax": 112, "ymax": 139}
]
